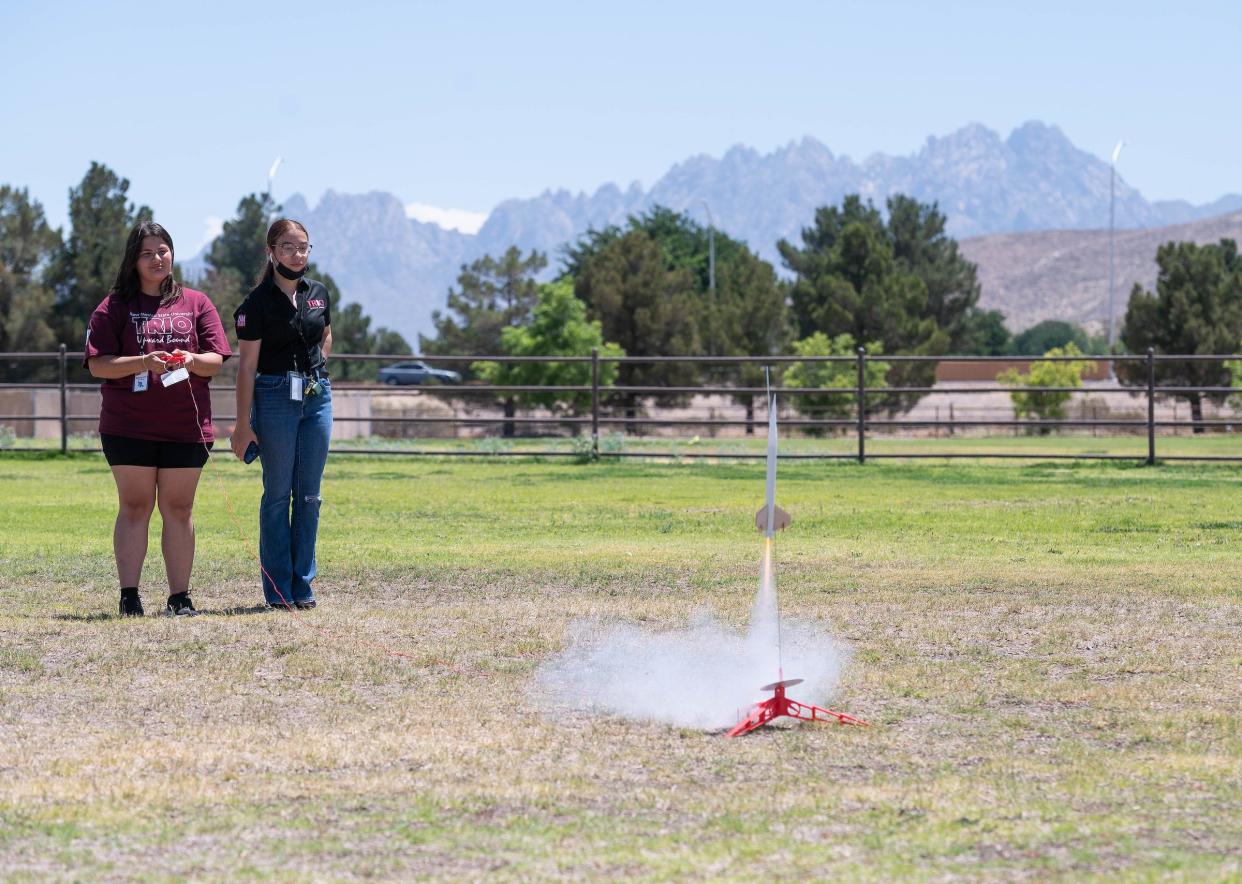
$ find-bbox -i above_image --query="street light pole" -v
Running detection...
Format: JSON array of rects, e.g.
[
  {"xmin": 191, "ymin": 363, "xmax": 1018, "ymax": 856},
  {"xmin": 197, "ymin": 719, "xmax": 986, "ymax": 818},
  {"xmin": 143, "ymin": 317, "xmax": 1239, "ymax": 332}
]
[
  {"xmin": 701, "ymin": 199, "xmax": 716, "ymax": 354},
  {"xmin": 701, "ymin": 199, "xmax": 716, "ymax": 297},
  {"xmin": 1107, "ymin": 140, "xmax": 1125, "ymax": 364}
]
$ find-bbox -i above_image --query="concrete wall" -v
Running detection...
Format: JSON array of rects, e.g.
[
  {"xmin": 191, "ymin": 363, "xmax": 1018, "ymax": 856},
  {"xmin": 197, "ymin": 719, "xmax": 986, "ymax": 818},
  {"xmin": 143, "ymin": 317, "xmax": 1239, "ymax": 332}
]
[{"xmin": 2, "ymin": 387, "xmax": 374, "ymax": 441}]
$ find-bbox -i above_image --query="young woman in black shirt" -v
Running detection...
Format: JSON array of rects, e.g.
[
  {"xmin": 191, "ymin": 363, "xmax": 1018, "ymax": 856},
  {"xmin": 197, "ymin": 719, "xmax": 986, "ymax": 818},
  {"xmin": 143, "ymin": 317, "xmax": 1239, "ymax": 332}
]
[{"xmin": 230, "ymin": 219, "xmax": 333, "ymax": 609}]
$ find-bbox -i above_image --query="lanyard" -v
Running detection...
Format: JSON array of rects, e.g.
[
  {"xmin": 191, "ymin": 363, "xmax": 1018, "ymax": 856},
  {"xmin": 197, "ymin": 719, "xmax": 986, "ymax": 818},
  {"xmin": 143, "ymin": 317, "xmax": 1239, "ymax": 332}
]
[
  {"xmin": 288, "ymin": 285, "xmax": 318, "ymax": 377},
  {"xmin": 132, "ymin": 293, "xmax": 155, "ymax": 354}
]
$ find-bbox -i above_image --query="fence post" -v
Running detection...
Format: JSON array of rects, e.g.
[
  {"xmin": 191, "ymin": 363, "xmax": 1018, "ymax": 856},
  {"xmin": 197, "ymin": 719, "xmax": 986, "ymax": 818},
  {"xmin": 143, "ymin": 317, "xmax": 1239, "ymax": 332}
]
[
  {"xmin": 590, "ymin": 347, "xmax": 599, "ymax": 461},
  {"xmin": 1146, "ymin": 347, "xmax": 1156, "ymax": 465},
  {"xmin": 59, "ymin": 343, "xmax": 68, "ymax": 455},
  {"xmin": 856, "ymin": 346, "xmax": 866, "ymax": 464}
]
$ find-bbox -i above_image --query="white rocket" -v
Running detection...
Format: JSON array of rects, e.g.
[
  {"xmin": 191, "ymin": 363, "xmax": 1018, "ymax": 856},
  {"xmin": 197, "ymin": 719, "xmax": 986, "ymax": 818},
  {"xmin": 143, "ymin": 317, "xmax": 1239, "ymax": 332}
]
[{"xmin": 755, "ymin": 388, "xmax": 791, "ymax": 536}]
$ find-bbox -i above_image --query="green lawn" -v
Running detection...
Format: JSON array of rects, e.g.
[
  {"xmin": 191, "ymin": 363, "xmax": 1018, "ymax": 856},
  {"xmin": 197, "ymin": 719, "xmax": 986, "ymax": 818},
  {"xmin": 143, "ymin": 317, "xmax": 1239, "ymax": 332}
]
[
  {"xmin": 24, "ymin": 429, "xmax": 1242, "ymax": 462},
  {"xmin": 0, "ymin": 454, "xmax": 1239, "ymax": 880}
]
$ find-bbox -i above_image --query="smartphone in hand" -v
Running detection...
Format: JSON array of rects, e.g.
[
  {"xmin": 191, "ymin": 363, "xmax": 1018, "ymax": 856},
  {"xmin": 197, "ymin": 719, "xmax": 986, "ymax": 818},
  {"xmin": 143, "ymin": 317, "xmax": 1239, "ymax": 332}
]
[{"xmin": 244, "ymin": 441, "xmax": 260, "ymax": 464}]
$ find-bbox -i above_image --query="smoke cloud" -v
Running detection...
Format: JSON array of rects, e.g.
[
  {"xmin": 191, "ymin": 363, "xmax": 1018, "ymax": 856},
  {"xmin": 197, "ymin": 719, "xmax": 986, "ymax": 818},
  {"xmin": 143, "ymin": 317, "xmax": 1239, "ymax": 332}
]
[{"xmin": 532, "ymin": 540, "xmax": 849, "ymax": 731}]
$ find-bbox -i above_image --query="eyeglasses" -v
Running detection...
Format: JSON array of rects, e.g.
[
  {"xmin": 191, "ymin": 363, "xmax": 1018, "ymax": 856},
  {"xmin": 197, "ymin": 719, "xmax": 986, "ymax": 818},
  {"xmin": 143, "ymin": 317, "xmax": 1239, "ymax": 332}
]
[{"xmin": 276, "ymin": 242, "xmax": 313, "ymax": 257}]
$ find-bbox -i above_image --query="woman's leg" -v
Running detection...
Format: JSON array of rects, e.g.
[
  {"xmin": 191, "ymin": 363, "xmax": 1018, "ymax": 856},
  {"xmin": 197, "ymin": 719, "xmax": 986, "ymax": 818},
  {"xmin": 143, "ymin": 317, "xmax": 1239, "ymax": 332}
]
[
  {"xmin": 111, "ymin": 466, "xmax": 157, "ymax": 587},
  {"xmin": 290, "ymin": 383, "xmax": 333, "ymax": 603},
  {"xmin": 253, "ymin": 380, "xmax": 300, "ymax": 605},
  {"xmin": 155, "ymin": 467, "xmax": 203, "ymax": 594}
]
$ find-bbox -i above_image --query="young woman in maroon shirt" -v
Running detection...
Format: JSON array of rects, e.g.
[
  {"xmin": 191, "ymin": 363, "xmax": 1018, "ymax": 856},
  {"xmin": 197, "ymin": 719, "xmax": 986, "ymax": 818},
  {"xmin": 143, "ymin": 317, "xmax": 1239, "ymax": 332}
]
[{"xmin": 84, "ymin": 222, "xmax": 231, "ymax": 616}]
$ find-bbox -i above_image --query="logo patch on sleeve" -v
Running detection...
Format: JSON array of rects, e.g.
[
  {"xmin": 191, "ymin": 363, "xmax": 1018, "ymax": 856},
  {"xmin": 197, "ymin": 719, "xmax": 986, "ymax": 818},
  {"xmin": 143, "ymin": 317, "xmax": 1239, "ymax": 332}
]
[
  {"xmin": 306, "ymin": 299, "xmax": 326, "ymax": 309},
  {"xmin": 236, "ymin": 314, "xmax": 246, "ymax": 328}
]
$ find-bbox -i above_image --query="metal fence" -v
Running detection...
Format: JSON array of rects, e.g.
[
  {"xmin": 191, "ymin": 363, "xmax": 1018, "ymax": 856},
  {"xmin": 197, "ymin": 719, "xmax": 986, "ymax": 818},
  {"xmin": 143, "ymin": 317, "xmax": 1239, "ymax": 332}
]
[{"xmin": 2, "ymin": 347, "xmax": 1240, "ymax": 462}]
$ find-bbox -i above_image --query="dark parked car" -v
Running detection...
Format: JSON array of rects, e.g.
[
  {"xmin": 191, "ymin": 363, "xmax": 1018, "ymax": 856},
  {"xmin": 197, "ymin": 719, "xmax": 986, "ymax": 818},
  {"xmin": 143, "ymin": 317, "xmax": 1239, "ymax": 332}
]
[{"xmin": 377, "ymin": 360, "xmax": 462, "ymax": 386}]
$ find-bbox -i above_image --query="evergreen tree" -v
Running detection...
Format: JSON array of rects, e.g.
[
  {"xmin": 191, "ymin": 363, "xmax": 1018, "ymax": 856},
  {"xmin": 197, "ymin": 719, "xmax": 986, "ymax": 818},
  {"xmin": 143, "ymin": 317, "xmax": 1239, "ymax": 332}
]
[
  {"xmin": 1119, "ymin": 239, "xmax": 1242, "ymax": 430},
  {"xmin": 0, "ymin": 187, "xmax": 60, "ymax": 379},
  {"xmin": 421, "ymin": 247, "xmax": 546, "ymax": 360},
  {"xmin": 779, "ymin": 195, "xmax": 952, "ymax": 409},
  {"xmin": 420, "ymin": 247, "xmax": 546, "ymax": 432},
  {"xmin": 49, "ymin": 162, "xmax": 152, "ymax": 345},
  {"xmin": 573, "ymin": 229, "xmax": 700, "ymax": 418},
  {"xmin": 886, "ymin": 195, "xmax": 981, "ymax": 351},
  {"xmin": 1009, "ymin": 319, "xmax": 1090, "ymax": 356},
  {"xmin": 199, "ymin": 192, "xmax": 277, "ymax": 332},
  {"xmin": 565, "ymin": 206, "xmax": 789, "ymax": 428},
  {"xmin": 958, "ymin": 307, "xmax": 1012, "ymax": 355}
]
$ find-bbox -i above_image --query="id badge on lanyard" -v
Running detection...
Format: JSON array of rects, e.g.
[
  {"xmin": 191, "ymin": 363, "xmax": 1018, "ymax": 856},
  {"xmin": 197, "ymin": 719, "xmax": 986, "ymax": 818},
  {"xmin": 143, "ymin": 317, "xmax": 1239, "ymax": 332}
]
[
  {"xmin": 133, "ymin": 305, "xmax": 150, "ymax": 393},
  {"xmin": 288, "ymin": 371, "xmax": 304, "ymax": 401},
  {"xmin": 288, "ymin": 291, "xmax": 307, "ymax": 402}
]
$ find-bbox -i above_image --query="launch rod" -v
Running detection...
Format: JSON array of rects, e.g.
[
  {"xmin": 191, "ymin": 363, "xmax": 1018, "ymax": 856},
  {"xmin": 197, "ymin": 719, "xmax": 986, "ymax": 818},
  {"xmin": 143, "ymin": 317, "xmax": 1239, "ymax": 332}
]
[{"xmin": 764, "ymin": 375, "xmax": 777, "ymax": 539}]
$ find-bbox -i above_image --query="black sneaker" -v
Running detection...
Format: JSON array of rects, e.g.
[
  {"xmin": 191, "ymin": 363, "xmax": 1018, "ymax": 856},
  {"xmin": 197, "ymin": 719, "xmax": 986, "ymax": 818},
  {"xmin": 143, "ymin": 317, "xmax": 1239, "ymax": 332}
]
[
  {"xmin": 265, "ymin": 601, "xmax": 294, "ymax": 611},
  {"xmin": 295, "ymin": 600, "xmax": 317, "ymax": 610},
  {"xmin": 166, "ymin": 592, "xmax": 199, "ymax": 616},
  {"xmin": 120, "ymin": 588, "xmax": 143, "ymax": 617}
]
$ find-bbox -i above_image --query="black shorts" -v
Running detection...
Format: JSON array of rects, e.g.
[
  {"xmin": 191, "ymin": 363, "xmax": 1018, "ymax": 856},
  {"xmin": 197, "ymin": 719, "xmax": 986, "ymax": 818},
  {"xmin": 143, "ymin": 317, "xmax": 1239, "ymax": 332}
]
[{"xmin": 101, "ymin": 434, "xmax": 212, "ymax": 469}]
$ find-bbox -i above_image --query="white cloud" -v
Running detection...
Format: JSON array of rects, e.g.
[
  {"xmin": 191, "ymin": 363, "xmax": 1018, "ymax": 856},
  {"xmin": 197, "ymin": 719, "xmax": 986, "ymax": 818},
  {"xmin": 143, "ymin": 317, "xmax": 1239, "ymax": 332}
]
[{"xmin": 404, "ymin": 202, "xmax": 488, "ymax": 234}]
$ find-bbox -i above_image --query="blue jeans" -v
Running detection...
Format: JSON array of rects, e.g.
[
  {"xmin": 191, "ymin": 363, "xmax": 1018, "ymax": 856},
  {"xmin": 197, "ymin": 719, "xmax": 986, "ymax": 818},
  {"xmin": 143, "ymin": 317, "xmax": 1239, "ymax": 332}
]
[{"xmin": 252, "ymin": 374, "xmax": 332, "ymax": 605}]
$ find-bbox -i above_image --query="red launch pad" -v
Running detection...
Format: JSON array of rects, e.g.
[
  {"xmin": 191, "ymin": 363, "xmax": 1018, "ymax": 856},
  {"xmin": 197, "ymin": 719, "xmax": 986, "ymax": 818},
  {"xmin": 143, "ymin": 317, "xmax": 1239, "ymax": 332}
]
[{"xmin": 726, "ymin": 678, "xmax": 870, "ymax": 737}]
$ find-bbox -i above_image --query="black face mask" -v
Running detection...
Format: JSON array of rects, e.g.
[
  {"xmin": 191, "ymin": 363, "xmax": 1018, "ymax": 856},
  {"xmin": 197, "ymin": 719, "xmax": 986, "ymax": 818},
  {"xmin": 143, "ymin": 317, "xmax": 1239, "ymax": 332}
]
[{"xmin": 274, "ymin": 260, "xmax": 306, "ymax": 281}]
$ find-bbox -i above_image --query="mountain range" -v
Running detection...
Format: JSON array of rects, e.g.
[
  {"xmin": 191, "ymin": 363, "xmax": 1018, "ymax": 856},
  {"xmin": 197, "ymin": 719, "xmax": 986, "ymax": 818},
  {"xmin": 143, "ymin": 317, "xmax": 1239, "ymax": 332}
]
[
  {"xmin": 196, "ymin": 121, "xmax": 1242, "ymax": 344},
  {"xmin": 961, "ymin": 210, "xmax": 1242, "ymax": 333}
]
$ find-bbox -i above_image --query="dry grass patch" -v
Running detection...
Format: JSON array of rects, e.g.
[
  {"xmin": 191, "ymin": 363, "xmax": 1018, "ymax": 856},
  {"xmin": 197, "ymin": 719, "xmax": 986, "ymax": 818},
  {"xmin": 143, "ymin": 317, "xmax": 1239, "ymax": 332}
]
[{"xmin": 0, "ymin": 455, "xmax": 1239, "ymax": 880}]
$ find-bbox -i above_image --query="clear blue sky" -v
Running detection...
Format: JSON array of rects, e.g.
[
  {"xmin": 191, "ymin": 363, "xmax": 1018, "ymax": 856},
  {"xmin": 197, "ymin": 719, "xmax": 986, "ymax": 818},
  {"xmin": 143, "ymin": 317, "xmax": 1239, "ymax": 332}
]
[{"xmin": 2, "ymin": 0, "xmax": 1239, "ymax": 253}]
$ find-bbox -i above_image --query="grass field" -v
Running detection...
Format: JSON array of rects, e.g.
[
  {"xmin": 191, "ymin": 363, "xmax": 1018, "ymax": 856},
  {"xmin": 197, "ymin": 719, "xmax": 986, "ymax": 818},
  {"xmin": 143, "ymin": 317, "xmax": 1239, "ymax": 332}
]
[
  {"xmin": 1, "ymin": 453, "xmax": 1239, "ymax": 880},
  {"xmin": 16, "ymin": 429, "xmax": 1242, "ymax": 462}
]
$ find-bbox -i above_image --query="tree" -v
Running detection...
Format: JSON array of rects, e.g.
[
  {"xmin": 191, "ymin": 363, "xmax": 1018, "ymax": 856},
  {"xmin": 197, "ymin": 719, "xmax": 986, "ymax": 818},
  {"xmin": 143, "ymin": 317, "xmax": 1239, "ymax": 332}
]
[
  {"xmin": 49, "ymin": 162, "xmax": 152, "ymax": 345},
  {"xmin": 886, "ymin": 195, "xmax": 981, "ymax": 351},
  {"xmin": 422, "ymin": 247, "xmax": 546, "ymax": 361},
  {"xmin": 778, "ymin": 196, "xmax": 949, "ymax": 409},
  {"xmin": 958, "ymin": 307, "xmax": 1012, "ymax": 355},
  {"xmin": 473, "ymin": 279, "xmax": 623, "ymax": 423},
  {"xmin": 714, "ymin": 245, "xmax": 792, "ymax": 432},
  {"xmin": 1119, "ymin": 239, "xmax": 1242, "ymax": 431},
  {"xmin": 573, "ymin": 229, "xmax": 701, "ymax": 419},
  {"xmin": 999, "ymin": 343, "xmax": 1096, "ymax": 432},
  {"xmin": 783, "ymin": 333, "xmax": 888, "ymax": 433},
  {"xmin": 1009, "ymin": 319, "xmax": 1090, "ymax": 356},
  {"xmin": 420, "ymin": 247, "xmax": 546, "ymax": 435},
  {"xmin": 0, "ymin": 187, "xmax": 60, "ymax": 379},
  {"xmin": 566, "ymin": 206, "xmax": 791, "ymax": 430},
  {"xmin": 198, "ymin": 192, "xmax": 277, "ymax": 334},
  {"xmin": 779, "ymin": 196, "xmax": 950, "ymax": 352}
]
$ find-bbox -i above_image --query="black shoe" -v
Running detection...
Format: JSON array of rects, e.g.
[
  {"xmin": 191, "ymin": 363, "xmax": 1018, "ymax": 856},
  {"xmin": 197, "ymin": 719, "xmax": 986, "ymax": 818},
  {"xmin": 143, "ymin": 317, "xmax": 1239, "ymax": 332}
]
[
  {"xmin": 120, "ymin": 588, "xmax": 143, "ymax": 617},
  {"xmin": 295, "ymin": 600, "xmax": 317, "ymax": 610},
  {"xmin": 166, "ymin": 592, "xmax": 199, "ymax": 616},
  {"xmin": 265, "ymin": 601, "xmax": 294, "ymax": 611}
]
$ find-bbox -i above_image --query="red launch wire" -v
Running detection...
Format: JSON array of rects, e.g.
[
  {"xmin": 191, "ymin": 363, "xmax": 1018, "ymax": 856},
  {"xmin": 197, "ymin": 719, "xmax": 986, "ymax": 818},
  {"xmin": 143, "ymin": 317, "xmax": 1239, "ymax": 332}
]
[{"xmin": 168, "ymin": 354, "xmax": 430, "ymax": 663}]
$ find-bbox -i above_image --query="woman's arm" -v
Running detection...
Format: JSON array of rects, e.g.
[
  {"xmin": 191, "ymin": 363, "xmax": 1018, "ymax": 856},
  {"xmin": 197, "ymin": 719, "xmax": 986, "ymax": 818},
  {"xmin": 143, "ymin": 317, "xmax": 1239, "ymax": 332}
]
[
  {"xmin": 230, "ymin": 340, "xmax": 261, "ymax": 460},
  {"xmin": 320, "ymin": 325, "xmax": 333, "ymax": 361},
  {"xmin": 88, "ymin": 353, "xmax": 170, "ymax": 379},
  {"xmin": 173, "ymin": 350, "xmax": 224, "ymax": 377}
]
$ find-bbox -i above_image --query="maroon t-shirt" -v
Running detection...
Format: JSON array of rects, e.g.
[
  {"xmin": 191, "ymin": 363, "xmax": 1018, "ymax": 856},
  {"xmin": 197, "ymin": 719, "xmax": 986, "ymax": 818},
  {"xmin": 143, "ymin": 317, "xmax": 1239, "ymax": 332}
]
[{"xmin": 84, "ymin": 288, "xmax": 233, "ymax": 443}]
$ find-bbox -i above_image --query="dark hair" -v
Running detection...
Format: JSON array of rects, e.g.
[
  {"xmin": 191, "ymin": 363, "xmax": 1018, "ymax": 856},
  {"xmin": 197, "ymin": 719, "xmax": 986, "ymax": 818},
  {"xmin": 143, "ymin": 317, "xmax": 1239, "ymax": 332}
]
[
  {"xmin": 109, "ymin": 221, "xmax": 183, "ymax": 306},
  {"xmin": 256, "ymin": 218, "xmax": 309, "ymax": 286}
]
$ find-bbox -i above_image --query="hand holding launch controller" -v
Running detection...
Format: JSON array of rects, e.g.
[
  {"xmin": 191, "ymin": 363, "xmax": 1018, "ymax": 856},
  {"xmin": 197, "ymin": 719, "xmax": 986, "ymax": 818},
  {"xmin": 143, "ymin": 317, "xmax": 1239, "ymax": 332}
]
[{"xmin": 161, "ymin": 351, "xmax": 190, "ymax": 387}]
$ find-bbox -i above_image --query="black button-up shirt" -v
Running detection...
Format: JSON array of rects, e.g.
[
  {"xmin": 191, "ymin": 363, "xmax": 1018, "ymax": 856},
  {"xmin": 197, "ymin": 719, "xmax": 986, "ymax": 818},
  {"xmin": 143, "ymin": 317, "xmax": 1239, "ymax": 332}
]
[{"xmin": 234, "ymin": 277, "xmax": 332, "ymax": 375}]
